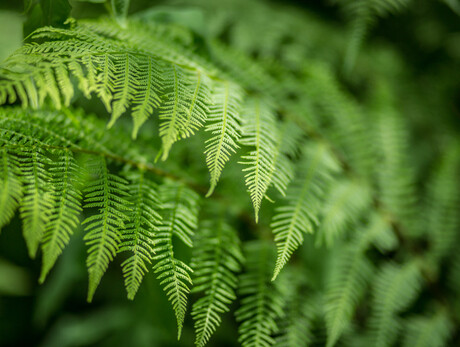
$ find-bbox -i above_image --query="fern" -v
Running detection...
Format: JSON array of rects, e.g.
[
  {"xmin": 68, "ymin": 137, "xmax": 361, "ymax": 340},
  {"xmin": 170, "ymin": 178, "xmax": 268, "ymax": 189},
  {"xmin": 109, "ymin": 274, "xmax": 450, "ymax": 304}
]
[
  {"xmin": 191, "ymin": 218, "xmax": 244, "ymax": 347},
  {"xmin": 239, "ymin": 98, "xmax": 280, "ymax": 221},
  {"xmin": 82, "ymin": 156, "xmax": 131, "ymax": 302},
  {"xmin": 18, "ymin": 147, "xmax": 55, "ymax": 258},
  {"xmin": 402, "ymin": 310, "xmax": 453, "ymax": 347},
  {"xmin": 119, "ymin": 170, "xmax": 162, "ymax": 300},
  {"xmin": 40, "ymin": 149, "xmax": 83, "ymax": 283},
  {"xmin": 204, "ymin": 81, "xmax": 243, "ymax": 196},
  {"xmin": 369, "ymin": 262, "xmax": 422, "ymax": 347},
  {"xmin": 153, "ymin": 180, "xmax": 199, "ymax": 339},
  {"xmin": 0, "ymin": 147, "xmax": 22, "ymax": 231},
  {"xmin": 236, "ymin": 241, "xmax": 286, "ymax": 347},
  {"xmin": 271, "ymin": 143, "xmax": 340, "ymax": 280},
  {"xmin": 0, "ymin": 1, "xmax": 459, "ymax": 346}
]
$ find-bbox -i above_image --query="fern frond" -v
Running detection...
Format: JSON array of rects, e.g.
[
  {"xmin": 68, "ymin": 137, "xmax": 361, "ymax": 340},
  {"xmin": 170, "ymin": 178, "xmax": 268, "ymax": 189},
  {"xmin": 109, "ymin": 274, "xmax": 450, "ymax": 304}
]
[
  {"xmin": 119, "ymin": 170, "xmax": 162, "ymax": 300},
  {"xmin": 236, "ymin": 241, "xmax": 286, "ymax": 347},
  {"xmin": 82, "ymin": 156, "xmax": 131, "ymax": 302},
  {"xmin": 267, "ymin": 121, "xmax": 302, "ymax": 197},
  {"xmin": 191, "ymin": 218, "xmax": 244, "ymax": 347},
  {"xmin": 325, "ymin": 240, "xmax": 374, "ymax": 347},
  {"xmin": 0, "ymin": 147, "xmax": 23, "ymax": 231},
  {"xmin": 17, "ymin": 147, "xmax": 55, "ymax": 258},
  {"xmin": 369, "ymin": 262, "xmax": 422, "ymax": 347},
  {"xmin": 425, "ymin": 142, "xmax": 460, "ymax": 263},
  {"xmin": 275, "ymin": 268, "xmax": 317, "ymax": 347},
  {"xmin": 204, "ymin": 81, "xmax": 243, "ymax": 196},
  {"xmin": 40, "ymin": 149, "xmax": 83, "ymax": 283},
  {"xmin": 239, "ymin": 99, "xmax": 279, "ymax": 222},
  {"xmin": 153, "ymin": 180, "xmax": 199, "ymax": 339},
  {"xmin": 271, "ymin": 143, "xmax": 340, "ymax": 280},
  {"xmin": 316, "ymin": 179, "xmax": 372, "ymax": 247},
  {"xmin": 402, "ymin": 310, "xmax": 453, "ymax": 347},
  {"xmin": 159, "ymin": 65, "xmax": 210, "ymax": 159}
]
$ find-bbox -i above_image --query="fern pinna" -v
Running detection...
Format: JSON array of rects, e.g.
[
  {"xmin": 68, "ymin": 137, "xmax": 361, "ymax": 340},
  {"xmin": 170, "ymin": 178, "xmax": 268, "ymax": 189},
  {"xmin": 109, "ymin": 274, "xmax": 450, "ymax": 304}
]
[{"xmin": 0, "ymin": 0, "xmax": 460, "ymax": 346}]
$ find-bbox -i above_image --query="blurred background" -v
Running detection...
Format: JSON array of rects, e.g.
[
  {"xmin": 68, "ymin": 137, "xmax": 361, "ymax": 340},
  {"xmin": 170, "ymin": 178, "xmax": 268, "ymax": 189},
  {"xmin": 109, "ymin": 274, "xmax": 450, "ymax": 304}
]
[{"xmin": 0, "ymin": 0, "xmax": 459, "ymax": 346}]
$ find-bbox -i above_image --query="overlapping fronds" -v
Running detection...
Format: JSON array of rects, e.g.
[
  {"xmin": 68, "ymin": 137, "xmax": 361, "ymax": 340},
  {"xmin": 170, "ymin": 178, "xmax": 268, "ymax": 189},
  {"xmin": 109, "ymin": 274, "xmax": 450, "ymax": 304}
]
[
  {"xmin": 18, "ymin": 147, "xmax": 55, "ymax": 258},
  {"xmin": 271, "ymin": 143, "xmax": 340, "ymax": 280},
  {"xmin": 119, "ymin": 170, "xmax": 162, "ymax": 300},
  {"xmin": 191, "ymin": 218, "xmax": 244, "ymax": 347},
  {"xmin": 236, "ymin": 241, "xmax": 286, "ymax": 347},
  {"xmin": 153, "ymin": 180, "xmax": 199, "ymax": 338},
  {"xmin": 0, "ymin": 18, "xmax": 214, "ymax": 145},
  {"xmin": 369, "ymin": 262, "xmax": 422, "ymax": 347},
  {"xmin": 40, "ymin": 149, "xmax": 83, "ymax": 283},
  {"xmin": 82, "ymin": 156, "xmax": 132, "ymax": 302}
]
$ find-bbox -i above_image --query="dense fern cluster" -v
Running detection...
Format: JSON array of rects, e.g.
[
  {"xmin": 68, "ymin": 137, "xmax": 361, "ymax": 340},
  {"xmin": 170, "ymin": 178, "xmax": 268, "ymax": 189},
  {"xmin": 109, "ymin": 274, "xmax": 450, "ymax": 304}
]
[{"xmin": 0, "ymin": 0, "xmax": 459, "ymax": 346}]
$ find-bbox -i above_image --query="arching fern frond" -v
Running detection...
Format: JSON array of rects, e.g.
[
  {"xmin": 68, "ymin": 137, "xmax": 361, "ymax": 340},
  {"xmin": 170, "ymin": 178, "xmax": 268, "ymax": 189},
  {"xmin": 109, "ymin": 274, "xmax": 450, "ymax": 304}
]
[
  {"xmin": 205, "ymin": 81, "xmax": 243, "ymax": 196},
  {"xmin": 271, "ymin": 143, "xmax": 340, "ymax": 280},
  {"xmin": 191, "ymin": 218, "xmax": 244, "ymax": 347},
  {"xmin": 153, "ymin": 180, "xmax": 199, "ymax": 339},
  {"xmin": 369, "ymin": 262, "xmax": 422, "ymax": 347},
  {"xmin": 40, "ymin": 149, "xmax": 83, "ymax": 283},
  {"xmin": 236, "ymin": 241, "xmax": 286, "ymax": 347},
  {"xmin": 82, "ymin": 156, "xmax": 131, "ymax": 302},
  {"xmin": 119, "ymin": 170, "xmax": 162, "ymax": 300},
  {"xmin": 239, "ymin": 99, "xmax": 279, "ymax": 221}
]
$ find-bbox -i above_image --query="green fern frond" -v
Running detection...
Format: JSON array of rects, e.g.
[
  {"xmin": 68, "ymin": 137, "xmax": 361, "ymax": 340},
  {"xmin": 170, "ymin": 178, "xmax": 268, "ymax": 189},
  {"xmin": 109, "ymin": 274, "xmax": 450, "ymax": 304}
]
[
  {"xmin": 402, "ymin": 310, "xmax": 453, "ymax": 347},
  {"xmin": 325, "ymin": 239, "xmax": 374, "ymax": 347},
  {"xmin": 191, "ymin": 218, "xmax": 244, "ymax": 347},
  {"xmin": 239, "ymin": 99, "xmax": 279, "ymax": 222},
  {"xmin": 205, "ymin": 81, "xmax": 243, "ymax": 196},
  {"xmin": 119, "ymin": 170, "xmax": 162, "ymax": 300},
  {"xmin": 40, "ymin": 149, "xmax": 83, "ymax": 283},
  {"xmin": 82, "ymin": 156, "xmax": 131, "ymax": 302},
  {"xmin": 316, "ymin": 179, "xmax": 372, "ymax": 247},
  {"xmin": 425, "ymin": 142, "xmax": 460, "ymax": 263},
  {"xmin": 159, "ymin": 65, "xmax": 210, "ymax": 160},
  {"xmin": 154, "ymin": 180, "xmax": 199, "ymax": 339},
  {"xmin": 267, "ymin": 121, "xmax": 302, "ymax": 197},
  {"xmin": 0, "ymin": 147, "xmax": 23, "ymax": 231},
  {"xmin": 271, "ymin": 143, "xmax": 340, "ymax": 280},
  {"xmin": 369, "ymin": 262, "xmax": 422, "ymax": 347},
  {"xmin": 17, "ymin": 147, "xmax": 55, "ymax": 258},
  {"xmin": 236, "ymin": 241, "xmax": 286, "ymax": 347},
  {"xmin": 374, "ymin": 90, "xmax": 417, "ymax": 233}
]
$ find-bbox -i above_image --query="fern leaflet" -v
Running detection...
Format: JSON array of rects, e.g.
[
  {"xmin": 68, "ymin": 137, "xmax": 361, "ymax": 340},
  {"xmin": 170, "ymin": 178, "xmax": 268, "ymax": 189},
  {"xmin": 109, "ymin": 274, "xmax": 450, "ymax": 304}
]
[
  {"xmin": 191, "ymin": 218, "xmax": 244, "ymax": 347},
  {"xmin": 82, "ymin": 156, "xmax": 131, "ymax": 302}
]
